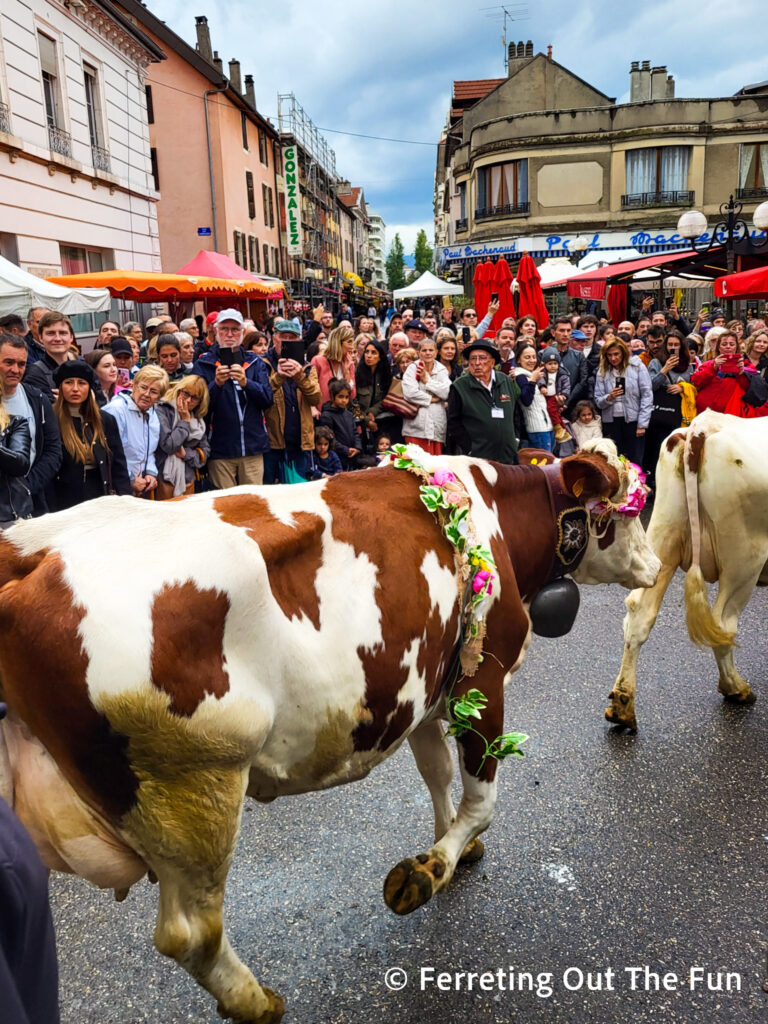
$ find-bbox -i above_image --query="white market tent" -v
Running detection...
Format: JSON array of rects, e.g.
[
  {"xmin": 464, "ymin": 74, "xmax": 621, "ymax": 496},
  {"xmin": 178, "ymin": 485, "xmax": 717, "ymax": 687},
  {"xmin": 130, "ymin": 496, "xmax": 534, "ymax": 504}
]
[
  {"xmin": 0, "ymin": 255, "xmax": 111, "ymax": 317},
  {"xmin": 393, "ymin": 270, "xmax": 464, "ymax": 299}
]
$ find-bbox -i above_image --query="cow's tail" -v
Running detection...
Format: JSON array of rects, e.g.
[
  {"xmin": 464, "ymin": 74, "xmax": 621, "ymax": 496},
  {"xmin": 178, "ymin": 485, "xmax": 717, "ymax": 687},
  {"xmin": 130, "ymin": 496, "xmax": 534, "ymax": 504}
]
[{"xmin": 683, "ymin": 423, "xmax": 734, "ymax": 648}]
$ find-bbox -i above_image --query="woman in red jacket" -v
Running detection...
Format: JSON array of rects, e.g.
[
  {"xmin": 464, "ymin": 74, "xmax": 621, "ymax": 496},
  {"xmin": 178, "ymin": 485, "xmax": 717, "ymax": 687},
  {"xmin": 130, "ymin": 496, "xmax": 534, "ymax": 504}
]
[{"xmin": 691, "ymin": 330, "xmax": 768, "ymax": 417}]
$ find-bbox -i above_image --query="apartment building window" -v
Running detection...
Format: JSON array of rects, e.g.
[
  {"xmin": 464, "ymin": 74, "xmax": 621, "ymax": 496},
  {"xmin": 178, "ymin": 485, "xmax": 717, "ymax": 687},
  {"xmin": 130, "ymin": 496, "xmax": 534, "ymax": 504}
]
[
  {"xmin": 60, "ymin": 245, "xmax": 108, "ymax": 333},
  {"xmin": 623, "ymin": 146, "xmax": 692, "ymax": 207},
  {"xmin": 476, "ymin": 160, "xmax": 528, "ymax": 218},
  {"xmin": 274, "ymin": 146, "xmax": 282, "ymax": 175},
  {"xmin": 84, "ymin": 64, "xmax": 109, "ymax": 172},
  {"xmin": 248, "ymin": 235, "xmax": 260, "ymax": 273},
  {"xmin": 246, "ymin": 171, "xmax": 255, "ymax": 219},
  {"xmin": 233, "ymin": 230, "xmax": 246, "ymax": 267},
  {"xmin": 39, "ymin": 32, "xmax": 71, "ymax": 157},
  {"xmin": 258, "ymin": 128, "xmax": 268, "ymax": 166},
  {"xmin": 271, "ymin": 246, "xmax": 279, "ymax": 276},
  {"xmin": 241, "ymin": 111, "xmax": 248, "ymax": 151},
  {"xmin": 738, "ymin": 143, "xmax": 768, "ymax": 199},
  {"xmin": 263, "ymin": 243, "xmax": 270, "ymax": 275},
  {"xmin": 262, "ymin": 184, "xmax": 275, "ymax": 228},
  {"xmin": 145, "ymin": 84, "xmax": 154, "ymax": 124},
  {"xmin": 150, "ymin": 147, "xmax": 160, "ymax": 191}
]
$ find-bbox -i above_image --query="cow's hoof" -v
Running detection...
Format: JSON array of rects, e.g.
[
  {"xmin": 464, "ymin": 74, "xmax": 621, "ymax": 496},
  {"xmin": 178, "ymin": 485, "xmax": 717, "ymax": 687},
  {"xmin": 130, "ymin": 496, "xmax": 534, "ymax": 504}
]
[
  {"xmin": 722, "ymin": 688, "xmax": 757, "ymax": 706},
  {"xmin": 218, "ymin": 988, "xmax": 284, "ymax": 1024},
  {"xmin": 604, "ymin": 705, "xmax": 638, "ymax": 733},
  {"xmin": 459, "ymin": 838, "xmax": 485, "ymax": 864},
  {"xmin": 383, "ymin": 857, "xmax": 437, "ymax": 915}
]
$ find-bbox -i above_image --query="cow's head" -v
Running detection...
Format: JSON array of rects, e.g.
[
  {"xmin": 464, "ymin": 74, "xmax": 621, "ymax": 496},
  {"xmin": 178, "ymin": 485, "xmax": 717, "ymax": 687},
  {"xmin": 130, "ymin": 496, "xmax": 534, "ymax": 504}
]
[{"xmin": 560, "ymin": 439, "xmax": 660, "ymax": 590}]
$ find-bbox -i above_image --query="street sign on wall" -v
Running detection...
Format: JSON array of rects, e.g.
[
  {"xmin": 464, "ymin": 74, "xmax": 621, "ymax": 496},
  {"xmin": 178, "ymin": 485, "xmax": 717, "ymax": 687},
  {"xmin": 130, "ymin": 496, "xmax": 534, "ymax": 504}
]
[{"xmin": 283, "ymin": 145, "xmax": 303, "ymax": 256}]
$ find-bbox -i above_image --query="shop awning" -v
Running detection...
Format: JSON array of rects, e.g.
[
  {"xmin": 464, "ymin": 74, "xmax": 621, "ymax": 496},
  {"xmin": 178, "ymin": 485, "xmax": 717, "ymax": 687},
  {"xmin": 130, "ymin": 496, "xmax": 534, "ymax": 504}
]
[
  {"xmin": 714, "ymin": 265, "xmax": 768, "ymax": 300},
  {"xmin": 176, "ymin": 250, "xmax": 286, "ymax": 297},
  {"xmin": 343, "ymin": 271, "xmax": 364, "ymax": 288},
  {"xmin": 543, "ymin": 249, "xmax": 713, "ymax": 298}
]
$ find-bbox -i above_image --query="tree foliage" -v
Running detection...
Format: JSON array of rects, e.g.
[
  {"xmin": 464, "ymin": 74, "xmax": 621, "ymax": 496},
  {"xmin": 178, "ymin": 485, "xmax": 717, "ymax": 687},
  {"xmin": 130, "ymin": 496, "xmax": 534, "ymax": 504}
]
[
  {"xmin": 386, "ymin": 233, "xmax": 406, "ymax": 291},
  {"xmin": 414, "ymin": 229, "xmax": 434, "ymax": 274}
]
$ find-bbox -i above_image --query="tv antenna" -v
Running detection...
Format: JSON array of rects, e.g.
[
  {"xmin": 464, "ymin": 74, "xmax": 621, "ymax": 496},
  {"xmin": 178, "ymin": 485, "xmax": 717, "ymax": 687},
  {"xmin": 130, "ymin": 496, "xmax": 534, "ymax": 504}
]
[{"xmin": 481, "ymin": 4, "xmax": 530, "ymax": 72}]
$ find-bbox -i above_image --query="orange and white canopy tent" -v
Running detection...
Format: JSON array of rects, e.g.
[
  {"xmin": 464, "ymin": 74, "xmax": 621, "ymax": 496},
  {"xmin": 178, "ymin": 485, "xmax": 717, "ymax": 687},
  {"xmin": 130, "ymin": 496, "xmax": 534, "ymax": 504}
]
[{"xmin": 46, "ymin": 269, "xmax": 278, "ymax": 302}]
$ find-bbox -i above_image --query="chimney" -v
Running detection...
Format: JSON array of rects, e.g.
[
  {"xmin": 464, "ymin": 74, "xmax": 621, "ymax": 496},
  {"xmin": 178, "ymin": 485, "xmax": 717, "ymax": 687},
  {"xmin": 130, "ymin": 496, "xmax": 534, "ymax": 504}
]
[
  {"xmin": 666, "ymin": 73, "xmax": 675, "ymax": 98},
  {"xmin": 212, "ymin": 50, "xmax": 223, "ymax": 75},
  {"xmin": 629, "ymin": 61, "xmax": 641, "ymax": 102},
  {"xmin": 516, "ymin": 41, "xmax": 524, "ymax": 57},
  {"xmin": 547, "ymin": 44, "xmax": 552, "ymax": 60},
  {"xmin": 650, "ymin": 65, "xmax": 667, "ymax": 100},
  {"xmin": 524, "ymin": 40, "xmax": 533, "ymax": 57},
  {"xmin": 638, "ymin": 60, "xmax": 651, "ymax": 100},
  {"xmin": 244, "ymin": 74, "xmax": 256, "ymax": 108},
  {"xmin": 194, "ymin": 16, "xmax": 212, "ymax": 63},
  {"xmin": 228, "ymin": 58, "xmax": 241, "ymax": 93}
]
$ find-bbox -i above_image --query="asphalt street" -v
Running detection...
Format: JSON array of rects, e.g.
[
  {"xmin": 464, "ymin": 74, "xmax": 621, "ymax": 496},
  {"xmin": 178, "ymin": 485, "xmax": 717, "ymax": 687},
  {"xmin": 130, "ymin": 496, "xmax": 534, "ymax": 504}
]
[{"xmin": 51, "ymin": 570, "xmax": 768, "ymax": 1024}]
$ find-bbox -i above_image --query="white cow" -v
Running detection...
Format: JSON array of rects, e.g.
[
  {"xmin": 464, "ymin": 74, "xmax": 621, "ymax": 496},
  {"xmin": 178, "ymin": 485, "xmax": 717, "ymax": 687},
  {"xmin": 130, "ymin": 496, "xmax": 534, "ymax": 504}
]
[{"xmin": 607, "ymin": 410, "xmax": 768, "ymax": 730}]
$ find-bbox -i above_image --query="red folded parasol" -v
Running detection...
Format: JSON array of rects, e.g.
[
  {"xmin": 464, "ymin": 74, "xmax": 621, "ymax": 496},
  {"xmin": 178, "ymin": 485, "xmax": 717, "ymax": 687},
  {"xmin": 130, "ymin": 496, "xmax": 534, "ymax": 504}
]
[
  {"xmin": 491, "ymin": 257, "xmax": 515, "ymax": 332},
  {"xmin": 516, "ymin": 252, "xmax": 549, "ymax": 329},
  {"xmin": 607, "ymin": 283, "xmax": 627, "ymax": 326}
]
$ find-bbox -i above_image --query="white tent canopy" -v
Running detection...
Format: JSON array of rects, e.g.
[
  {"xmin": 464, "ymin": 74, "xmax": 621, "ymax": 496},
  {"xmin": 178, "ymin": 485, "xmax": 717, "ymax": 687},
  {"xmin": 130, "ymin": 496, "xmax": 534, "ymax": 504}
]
[
  {"xmin": 0, "ymin": 255, "xmax": 111, "ymax": 317},
  {"xmin": 393, "ymin": 270, "xmax": 464, "ymax": 299}
]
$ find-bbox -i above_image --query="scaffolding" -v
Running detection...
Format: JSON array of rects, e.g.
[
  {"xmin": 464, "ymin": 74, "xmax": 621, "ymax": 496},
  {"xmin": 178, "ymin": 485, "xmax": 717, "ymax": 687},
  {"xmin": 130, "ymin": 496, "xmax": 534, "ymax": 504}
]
[{"xmin": 277, "ymin": 94, "xmax": 339, "ymax": 292}]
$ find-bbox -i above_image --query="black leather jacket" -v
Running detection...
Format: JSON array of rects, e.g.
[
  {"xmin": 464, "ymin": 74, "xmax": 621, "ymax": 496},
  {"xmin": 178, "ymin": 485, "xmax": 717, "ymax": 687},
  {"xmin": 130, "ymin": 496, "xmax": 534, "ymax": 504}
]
[{"xmin": 0, "ymin": 416, "xmax": 33, "ymax": 523}]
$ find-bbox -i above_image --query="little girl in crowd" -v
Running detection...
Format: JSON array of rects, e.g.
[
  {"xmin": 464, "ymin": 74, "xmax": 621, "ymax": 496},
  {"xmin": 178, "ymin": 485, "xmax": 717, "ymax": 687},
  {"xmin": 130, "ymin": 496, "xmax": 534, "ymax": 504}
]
[
  {"xmin": 375, "ymin": 433, "xmax": 392, "ymax": 462},
  {"xmin": 310, "ymin": 425, "xmax": 343, "ymax": 478},
  {"xmin": 569, "ymin": 400, "xmax": 603, "ymax": 450}
]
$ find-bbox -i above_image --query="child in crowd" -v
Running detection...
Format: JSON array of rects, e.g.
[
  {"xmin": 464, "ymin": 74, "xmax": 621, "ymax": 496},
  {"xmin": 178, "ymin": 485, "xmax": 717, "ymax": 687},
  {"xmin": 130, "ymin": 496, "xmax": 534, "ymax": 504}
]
[
  {"xmin": 570, "ymin": 399, "xmax": 603, "ymax": 449},
  {"xmin": 375, "ymin": 433, "xmax": 392, "ymax": 463},
  {"xmin": 309, "ymin": 425, "xmax": 343, "ymax": 478},
  {"xmin": 318, "ymin": 379, "xmax": 361, "ymax": 470},
  {"xmin": 539, "ymin": 347, "xmax": 572, "ymax": 445}
]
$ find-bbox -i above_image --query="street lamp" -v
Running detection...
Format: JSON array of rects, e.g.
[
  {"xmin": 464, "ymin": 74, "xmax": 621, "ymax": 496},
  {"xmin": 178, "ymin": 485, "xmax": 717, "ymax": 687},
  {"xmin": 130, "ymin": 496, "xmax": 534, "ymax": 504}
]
[
  {"xmin": 570, "ymin": 235, "xmax": 589, "ymax": 264},
  {"xmin": 677, "ymin": 195, "xmax": 768, "ymax": 313}
]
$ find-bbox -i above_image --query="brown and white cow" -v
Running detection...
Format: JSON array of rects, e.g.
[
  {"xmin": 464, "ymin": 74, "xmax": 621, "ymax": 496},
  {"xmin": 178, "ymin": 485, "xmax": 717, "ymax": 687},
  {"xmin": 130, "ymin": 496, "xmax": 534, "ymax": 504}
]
[
  {"xmin": 607, "ymin": 410, "xmax": 768, "ymax": 731},
  {"xmin": 0, "ymin": 440, "xmax": 657, "ymax": 1024}
]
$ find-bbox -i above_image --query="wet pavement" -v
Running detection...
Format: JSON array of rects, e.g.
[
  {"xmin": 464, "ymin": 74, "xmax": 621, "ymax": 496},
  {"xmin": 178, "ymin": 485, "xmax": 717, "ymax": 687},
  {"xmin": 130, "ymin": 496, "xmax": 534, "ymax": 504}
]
[{"xmin": 51, "ymin": 571, "xmax": 768, "ymax": 1024}]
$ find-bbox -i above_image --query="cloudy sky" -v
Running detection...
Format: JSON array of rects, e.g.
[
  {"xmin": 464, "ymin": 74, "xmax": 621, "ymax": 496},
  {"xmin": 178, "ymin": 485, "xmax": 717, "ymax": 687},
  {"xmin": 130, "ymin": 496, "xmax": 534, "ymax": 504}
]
[{"xmin": 150, "ymin": 0, "xmax": 763, "ymax": 255}]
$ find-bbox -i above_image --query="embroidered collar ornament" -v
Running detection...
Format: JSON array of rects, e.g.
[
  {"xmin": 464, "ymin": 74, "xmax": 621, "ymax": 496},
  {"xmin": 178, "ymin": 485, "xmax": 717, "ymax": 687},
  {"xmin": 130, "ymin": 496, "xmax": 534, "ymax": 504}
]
[{"xmin": 584, "ymin": 457, "xmax": 648, "ymax": 520}]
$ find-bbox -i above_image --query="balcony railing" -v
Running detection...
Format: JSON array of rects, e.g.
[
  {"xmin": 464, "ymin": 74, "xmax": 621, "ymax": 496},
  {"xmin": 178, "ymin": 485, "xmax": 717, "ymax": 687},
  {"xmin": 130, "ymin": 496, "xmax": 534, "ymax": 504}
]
[
  {"xmin": 91, "ymin": 144, "xmax": 111, "ymax": 173},
  {"xmin": 621, "ymin": 190, "xmax": 694, "ymax": 209},
  {"xmin": 475, "ymin": 201, "xmax": 530, "ymax": 220},
  {"xmin": 735, "ymin": 186, "xmax": 768, "ymax": 201},
  {"xmin": 0, "ymin": 102, "xmax": 10, "ymax": 135},
  {"xmin": 48, "ymin": 124, "xmax": 72, "ymax": 158},
  {"xmin": 455, "ymin": 217, "xmax": 468, "ymax": 231}
]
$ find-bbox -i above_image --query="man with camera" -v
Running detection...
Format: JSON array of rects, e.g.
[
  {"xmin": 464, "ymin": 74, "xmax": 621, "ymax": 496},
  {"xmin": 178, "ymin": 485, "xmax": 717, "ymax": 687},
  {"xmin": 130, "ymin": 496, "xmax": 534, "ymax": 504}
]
[
  {"xmin": 262, "ymin": 320, "xmax": 321, "ymax": 483},
  {"xmin": 193, "ymin": 309, "xmax": 273, "ymax": 488}
]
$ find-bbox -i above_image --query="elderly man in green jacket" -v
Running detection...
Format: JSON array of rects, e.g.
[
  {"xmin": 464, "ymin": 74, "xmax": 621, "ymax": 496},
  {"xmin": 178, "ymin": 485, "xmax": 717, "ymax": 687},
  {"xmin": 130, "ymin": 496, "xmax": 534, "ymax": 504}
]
[{"xmin": 447, "ymin": 340, "xmax": 534, "ymax": 464}]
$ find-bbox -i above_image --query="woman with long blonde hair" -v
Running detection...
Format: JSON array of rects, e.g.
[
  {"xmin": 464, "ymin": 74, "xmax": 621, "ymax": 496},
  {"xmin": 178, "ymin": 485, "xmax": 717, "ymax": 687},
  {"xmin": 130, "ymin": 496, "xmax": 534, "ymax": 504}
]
[
  {"xmin": 311, "ymin": 322, "xmax": 357, "ymax": 407},
  {"xmin": 155, "ymin": 375, "xmax": 210, "ymax": 499},
  {"xmin": 593, "ymin": 337, "xmax": 653, "ymax": 463},
  {"xmin": 52, "ymin": 360, "xmax": 131, "ymax": 509}
]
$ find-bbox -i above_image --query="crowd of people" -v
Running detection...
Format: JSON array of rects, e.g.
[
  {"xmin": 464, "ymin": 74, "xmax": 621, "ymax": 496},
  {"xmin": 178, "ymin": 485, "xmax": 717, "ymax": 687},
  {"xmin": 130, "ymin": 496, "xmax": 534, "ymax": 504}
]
[{"xmin": 0, "ymin": 294, "xmax": 764, "ymax": 526}]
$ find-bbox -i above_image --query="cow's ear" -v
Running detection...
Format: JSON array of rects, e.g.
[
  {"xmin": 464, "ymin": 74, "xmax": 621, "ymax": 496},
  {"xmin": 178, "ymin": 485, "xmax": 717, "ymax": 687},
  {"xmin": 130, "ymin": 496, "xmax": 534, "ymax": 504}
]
[{"xmin": 560, "ymin": 453, "xmax": 620, "ymax": 501}]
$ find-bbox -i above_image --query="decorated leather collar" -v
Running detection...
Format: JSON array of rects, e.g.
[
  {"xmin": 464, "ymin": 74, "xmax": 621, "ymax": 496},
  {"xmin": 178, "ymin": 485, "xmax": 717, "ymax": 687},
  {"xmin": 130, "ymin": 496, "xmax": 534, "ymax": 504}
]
[{"xmin": 539, "ymin": 462, "xmax": 589, "ymax": 581}]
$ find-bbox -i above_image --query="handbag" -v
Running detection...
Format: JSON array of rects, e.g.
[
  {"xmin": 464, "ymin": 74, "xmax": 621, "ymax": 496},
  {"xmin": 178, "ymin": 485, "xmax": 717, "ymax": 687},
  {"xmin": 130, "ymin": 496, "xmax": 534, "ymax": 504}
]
[
  {"xmin": 650, "ymin": 388, "xmax": 682, "ymax": 430},
  {"xmin": 741, "ymin": 370, "xmax": 768, "ymax": 407},
  {"xmin": 381, "ymin": 378, "xmax": 419, "ymax": 418}
]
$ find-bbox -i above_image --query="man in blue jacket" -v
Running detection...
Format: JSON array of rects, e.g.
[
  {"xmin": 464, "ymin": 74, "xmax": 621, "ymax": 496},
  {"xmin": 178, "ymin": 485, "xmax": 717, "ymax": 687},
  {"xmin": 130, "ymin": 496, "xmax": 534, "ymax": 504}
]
[{"xmin": 194, "ymin": 309, "xmax": 273, "ymax": 488}]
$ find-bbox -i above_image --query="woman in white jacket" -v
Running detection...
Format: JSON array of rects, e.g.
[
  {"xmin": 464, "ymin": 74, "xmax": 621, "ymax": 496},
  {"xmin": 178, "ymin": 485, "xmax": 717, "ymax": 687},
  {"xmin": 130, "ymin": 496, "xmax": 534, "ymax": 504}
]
[{"xmin": 401, "ymin": 337, "xmax": 452, "ymax": 454}]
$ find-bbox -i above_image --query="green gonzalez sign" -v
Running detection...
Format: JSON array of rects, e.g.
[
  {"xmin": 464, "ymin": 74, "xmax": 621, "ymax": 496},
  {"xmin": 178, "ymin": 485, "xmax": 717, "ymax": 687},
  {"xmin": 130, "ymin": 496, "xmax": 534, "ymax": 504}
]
[{"xmin": 283, "ymin": 145, "xmax": 302, "ymax": 256}]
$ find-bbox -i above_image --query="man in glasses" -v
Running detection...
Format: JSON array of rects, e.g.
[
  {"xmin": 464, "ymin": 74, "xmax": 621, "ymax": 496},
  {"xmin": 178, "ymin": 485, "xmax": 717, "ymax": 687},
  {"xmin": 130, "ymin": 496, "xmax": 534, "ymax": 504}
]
[
  {"xmin": 193, "ymin": 308, "xmax": 273, "ymax": 488},
  {"xmin": 461, "ymin": 298, "xmax": 500, "ymax": 340}
]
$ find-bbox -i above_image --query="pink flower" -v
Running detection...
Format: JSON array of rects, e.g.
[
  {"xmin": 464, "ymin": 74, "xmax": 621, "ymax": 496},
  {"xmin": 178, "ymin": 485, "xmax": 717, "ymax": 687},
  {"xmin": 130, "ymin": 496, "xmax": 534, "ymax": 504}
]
[
  {"xmin": 431, "ymin": 468, "xmax": 456, "ymax": 487},
  {"xmin": 472, "ymin": 570, "xmax": 494, "ymax": 594},
  {"xmin": 444, "ymin": 489, "xmax": 463, "ymax": 505}
]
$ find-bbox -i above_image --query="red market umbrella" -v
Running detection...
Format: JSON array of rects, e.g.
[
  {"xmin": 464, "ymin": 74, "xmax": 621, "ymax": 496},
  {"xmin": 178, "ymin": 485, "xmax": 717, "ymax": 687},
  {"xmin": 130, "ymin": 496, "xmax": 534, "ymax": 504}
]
[
  {"xmin": 714, "ymin": 264, "xmax": 768, "ymax": 300},
  {"xmin": 491, "ymin": 257, "xmax": 515, "ymax": 333},
  {"xmin": 607, "ymin": 283, "xmax": 627, "ymax": 325},
  {"xmin": 516, "ymin": 252, "xmax": 549, "ymax": 329},
  {"xmin": 472, "ymin": 261, "xmax": 488, "ymax": 317},
  {"xmin": 177, "ymin": 249, "xmax": 286, "ymax": 298}
]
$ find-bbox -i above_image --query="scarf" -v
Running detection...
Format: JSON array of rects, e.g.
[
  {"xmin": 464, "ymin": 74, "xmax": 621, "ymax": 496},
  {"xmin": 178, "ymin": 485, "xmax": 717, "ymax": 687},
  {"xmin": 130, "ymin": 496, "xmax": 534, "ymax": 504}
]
[{"xmin": 162, "ymin": 405, "xmax": 206, "ymax": 496}]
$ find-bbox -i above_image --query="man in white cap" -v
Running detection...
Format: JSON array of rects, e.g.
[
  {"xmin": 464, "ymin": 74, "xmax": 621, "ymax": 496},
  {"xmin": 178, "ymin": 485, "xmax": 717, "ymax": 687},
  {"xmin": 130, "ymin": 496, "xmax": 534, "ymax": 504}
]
[{"xmin": 193, "ymin": 308, "xmax": 273, "ymax": 487}]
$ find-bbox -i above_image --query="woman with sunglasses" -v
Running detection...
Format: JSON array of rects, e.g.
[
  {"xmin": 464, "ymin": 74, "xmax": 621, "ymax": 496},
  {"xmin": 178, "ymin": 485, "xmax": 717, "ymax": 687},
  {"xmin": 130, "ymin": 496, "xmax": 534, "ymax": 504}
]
[{"xmin": 155, "ymin": 375, "xmax": 210, "ymax": 499}]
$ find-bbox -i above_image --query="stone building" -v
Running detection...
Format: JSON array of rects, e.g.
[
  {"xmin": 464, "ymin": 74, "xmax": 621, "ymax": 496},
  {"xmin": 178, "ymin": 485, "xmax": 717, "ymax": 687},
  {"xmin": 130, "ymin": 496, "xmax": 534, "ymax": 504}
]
[
  {"xmin": 0, "ymin": 0, "xmax": 164, "ymax": 330},
  {"xmin": 435, "ymin": 44, "xmax": 768, "ymax": 288}
]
